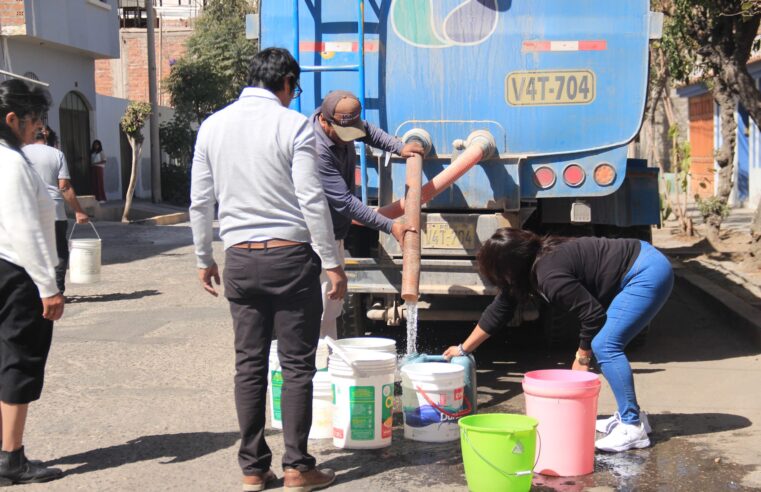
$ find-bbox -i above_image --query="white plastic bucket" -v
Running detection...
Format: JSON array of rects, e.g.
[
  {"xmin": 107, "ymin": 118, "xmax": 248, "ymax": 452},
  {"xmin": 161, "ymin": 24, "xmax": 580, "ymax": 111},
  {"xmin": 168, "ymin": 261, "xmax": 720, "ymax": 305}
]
[
  {"xmin": 68, "ymin": 223, "xmax": 101, "ymax": 284},
  {"xmin": 401, "ymin": 362, "xmax": 467, "ymax": 442},
  {"xmin": 268, "ymin": 339, "xmax": 329, "ymax": 430},
  {"xmin": 309, "ymin": 371, "xmax": 333, "ymax": 439},
  {"xmin": 329, "ymin": 351, "xmax": 396, "ymax": 449},
  {"xmin": 334, "ymin": 337, "xmax": 397, "ymax": 355}
]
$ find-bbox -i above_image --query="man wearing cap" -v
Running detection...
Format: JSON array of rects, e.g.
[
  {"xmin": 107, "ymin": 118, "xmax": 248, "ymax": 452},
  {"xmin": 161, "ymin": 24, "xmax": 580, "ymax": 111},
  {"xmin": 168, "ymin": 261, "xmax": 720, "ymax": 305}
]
[{"xmin": 312, "ymin": 90, "xmax": 424, "ymax": 338}]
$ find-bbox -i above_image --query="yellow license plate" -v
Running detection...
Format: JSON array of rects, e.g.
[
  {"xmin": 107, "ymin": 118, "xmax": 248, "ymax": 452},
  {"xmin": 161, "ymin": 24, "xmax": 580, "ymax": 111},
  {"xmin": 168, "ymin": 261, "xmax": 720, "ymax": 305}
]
[
  {"xmin": 422, "ymin": 222, "xmax": 477, "ymax": 250},
  {"xmin": 505, "ymin": 70, "xmax": 596, "ymax": 106}
]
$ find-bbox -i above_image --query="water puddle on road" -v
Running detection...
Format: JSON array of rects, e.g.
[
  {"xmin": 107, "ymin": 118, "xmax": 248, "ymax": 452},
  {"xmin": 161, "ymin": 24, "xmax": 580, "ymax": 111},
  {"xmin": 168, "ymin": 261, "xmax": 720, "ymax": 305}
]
[{"xmin": 532, "ymin": 438, "xmax": 756, "ymax": 491}]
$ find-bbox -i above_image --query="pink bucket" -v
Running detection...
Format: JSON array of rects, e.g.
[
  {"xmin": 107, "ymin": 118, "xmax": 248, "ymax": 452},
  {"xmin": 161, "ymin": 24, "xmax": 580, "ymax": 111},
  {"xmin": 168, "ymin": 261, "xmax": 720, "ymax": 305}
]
[{"xmin": 522, "ymin": 369, "xmax": 601, "ymax": 477}]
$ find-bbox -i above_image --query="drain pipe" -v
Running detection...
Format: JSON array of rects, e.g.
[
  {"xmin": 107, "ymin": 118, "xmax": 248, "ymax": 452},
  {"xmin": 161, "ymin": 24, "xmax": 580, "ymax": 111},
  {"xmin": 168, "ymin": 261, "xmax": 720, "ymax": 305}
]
[
  {"xmin": 379, "ymin": 130, "xmax": 496, "ymax": 220},
  {"xmin": 400, "ymin": 130, "xmax": 430, "ymax": 303}
]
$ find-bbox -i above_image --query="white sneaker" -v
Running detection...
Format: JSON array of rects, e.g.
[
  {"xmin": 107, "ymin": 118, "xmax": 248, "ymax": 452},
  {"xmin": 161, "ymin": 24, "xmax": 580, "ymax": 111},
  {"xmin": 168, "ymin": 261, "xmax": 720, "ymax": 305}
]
[
  {"xmin": 595, "ymin": 422, "xmax": 651, "ymax": 452},
  {"xmin": 596, "ymin": 411, "xmax": 652, "ymax": 435}
]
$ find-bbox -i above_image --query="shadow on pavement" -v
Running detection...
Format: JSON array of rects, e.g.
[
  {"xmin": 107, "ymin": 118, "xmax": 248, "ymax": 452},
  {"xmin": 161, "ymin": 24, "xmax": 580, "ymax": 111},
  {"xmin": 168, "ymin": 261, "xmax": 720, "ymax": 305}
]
[
  {"xmin": 47, "ymin": 431, "xmax": 242, "ymax": 475},
  {"xmin": 649, "ymin": 412, "xmax": 753, "ymax": 443},
  {"xmin": 67, "ymin": 290, "xmax": 161, "ymax": 304}
]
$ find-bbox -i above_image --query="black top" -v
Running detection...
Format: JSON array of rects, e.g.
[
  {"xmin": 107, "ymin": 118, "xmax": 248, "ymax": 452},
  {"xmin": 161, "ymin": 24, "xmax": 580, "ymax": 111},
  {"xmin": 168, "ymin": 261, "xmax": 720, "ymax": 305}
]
[{"xmin": 478, "ymin": 237, "xmax": 642, "ymax": 349}]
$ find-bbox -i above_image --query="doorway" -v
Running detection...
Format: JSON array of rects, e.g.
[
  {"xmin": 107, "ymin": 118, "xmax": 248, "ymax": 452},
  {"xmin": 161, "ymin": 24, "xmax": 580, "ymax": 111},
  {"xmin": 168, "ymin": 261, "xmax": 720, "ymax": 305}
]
[{"xmin": 59, "ymin": 92, "xmax": 92, "ymax": 195}]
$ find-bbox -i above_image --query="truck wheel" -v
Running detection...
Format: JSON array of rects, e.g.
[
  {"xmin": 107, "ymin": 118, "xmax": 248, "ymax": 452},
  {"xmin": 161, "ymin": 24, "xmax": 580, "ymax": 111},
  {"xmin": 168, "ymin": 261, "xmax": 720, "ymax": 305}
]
[{"xmin": 336, "ymin": 293, "xmax": 368, "ymax": 338}]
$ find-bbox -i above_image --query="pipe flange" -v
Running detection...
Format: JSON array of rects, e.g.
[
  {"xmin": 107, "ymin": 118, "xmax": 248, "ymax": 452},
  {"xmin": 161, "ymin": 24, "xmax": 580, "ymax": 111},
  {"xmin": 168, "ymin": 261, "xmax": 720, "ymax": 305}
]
[
  {"xmin": 465, "ymin": 130, "xmax": 497, "ymax": 160},
  {"xmin": 402, "ymin": 128, "xmax": 433, "ymax": 157}
]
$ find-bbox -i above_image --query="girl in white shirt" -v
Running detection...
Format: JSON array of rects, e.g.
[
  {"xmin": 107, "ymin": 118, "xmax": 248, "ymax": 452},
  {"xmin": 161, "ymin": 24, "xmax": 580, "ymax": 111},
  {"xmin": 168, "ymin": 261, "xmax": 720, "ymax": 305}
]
[
  {"xmin": 0, "ymin": 79, "xmax": 64, "ymax": 484},
  {"xmin": 90, "ymin": 139, "xmax": 106, "ymax": 203}
]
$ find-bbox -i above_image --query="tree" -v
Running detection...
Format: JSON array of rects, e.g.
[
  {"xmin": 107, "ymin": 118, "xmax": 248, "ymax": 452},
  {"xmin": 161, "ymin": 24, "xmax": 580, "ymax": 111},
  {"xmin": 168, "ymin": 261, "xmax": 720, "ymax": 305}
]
[
  {"xmin": 660, "ymin": 0, "xmax": 761, "ymax": 247},
  {"xmin": 161, "ymin": 0, "xmax": 257, "ymax": 165},
  {"xmin": 120, "ymin": 102, "xmax": 152, "ymax": 223}
]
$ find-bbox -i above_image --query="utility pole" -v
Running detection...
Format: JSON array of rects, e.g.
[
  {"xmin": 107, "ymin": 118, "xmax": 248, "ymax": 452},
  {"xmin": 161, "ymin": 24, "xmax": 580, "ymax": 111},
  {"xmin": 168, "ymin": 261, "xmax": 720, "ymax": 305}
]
[{"xmin": 146, "ymin": 0, "xmax": 162, "ymax": 202}]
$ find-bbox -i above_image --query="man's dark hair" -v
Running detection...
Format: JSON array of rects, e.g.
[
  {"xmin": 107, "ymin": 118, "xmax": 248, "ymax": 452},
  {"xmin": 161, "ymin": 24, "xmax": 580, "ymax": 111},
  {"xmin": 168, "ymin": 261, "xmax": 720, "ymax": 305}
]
[
  {"xmin": 247, "ymin": 48, "xmax": 300, "ymax": 94},
  {"xmin": 34, "ymin": 130, "xmax": 46, "ymax": 142},
  {"xmin": 0, "ymin": 79, "xmax": 51, "ymax": 151}
]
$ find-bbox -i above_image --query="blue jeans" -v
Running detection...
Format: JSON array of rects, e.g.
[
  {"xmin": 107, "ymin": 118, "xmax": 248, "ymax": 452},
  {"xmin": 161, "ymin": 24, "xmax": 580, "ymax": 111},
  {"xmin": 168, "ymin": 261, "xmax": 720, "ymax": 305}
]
[{"xmin": 590, "ymin": 241, "xmax": 674, "ymax": 425}]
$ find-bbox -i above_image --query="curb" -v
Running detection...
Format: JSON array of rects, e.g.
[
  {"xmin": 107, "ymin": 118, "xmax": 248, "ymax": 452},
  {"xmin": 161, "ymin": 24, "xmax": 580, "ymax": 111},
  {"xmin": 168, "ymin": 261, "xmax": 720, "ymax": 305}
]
[
  {"xmin": 672, "ymin": 260, "xmax": 761, "ymax": 348},
  {"xmin": 130, "ymin": 212, "xmax": 189, "ymax": 226}
]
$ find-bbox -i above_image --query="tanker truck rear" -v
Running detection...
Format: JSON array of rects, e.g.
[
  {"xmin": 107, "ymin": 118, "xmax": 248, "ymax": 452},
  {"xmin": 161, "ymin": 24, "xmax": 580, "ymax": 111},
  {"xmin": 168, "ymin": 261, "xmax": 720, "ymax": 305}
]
[{"xmin": 259, "ymin": 0, "xmax": 663, "ymax": 338}]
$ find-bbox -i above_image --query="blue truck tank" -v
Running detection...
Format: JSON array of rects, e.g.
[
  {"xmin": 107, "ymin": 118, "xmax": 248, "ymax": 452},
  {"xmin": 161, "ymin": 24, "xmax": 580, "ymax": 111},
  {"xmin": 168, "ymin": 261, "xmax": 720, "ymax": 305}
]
[{"xmin": 259, "ymin": 1, "xmax": 663, "ymax": 333}]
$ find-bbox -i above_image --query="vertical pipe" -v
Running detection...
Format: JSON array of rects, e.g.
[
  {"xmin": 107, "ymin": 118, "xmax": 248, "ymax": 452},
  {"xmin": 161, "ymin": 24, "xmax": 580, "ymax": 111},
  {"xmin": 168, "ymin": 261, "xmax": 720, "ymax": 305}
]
[
  {"xmin": 401, "ymin": 154, "xmax": 422, "ymax": 303},
  {"xmin": 357, "ymin": 0, "xmax": 368, "ymax": 204},
  {"xmin": 146, "ymin": 0, "xmax": 161, "ymax": 202},
  {"xmin": 292, "ymin": 0, "xmax": 301, "ymax": 112}
]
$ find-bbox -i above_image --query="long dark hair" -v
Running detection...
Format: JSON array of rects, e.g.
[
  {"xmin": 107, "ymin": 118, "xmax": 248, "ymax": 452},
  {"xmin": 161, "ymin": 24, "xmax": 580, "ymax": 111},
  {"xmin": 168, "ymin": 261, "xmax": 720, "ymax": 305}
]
[
  {"xmin": 477, "ymin": 228, "xmax": 570, "ymax": 300},
  {"xmin": 0, "ymin": 79, "xmax": 51, "ymax": 152},
  {"xmin": 90, "ymin": 139, "xmax": 103, "ymax": 153}
]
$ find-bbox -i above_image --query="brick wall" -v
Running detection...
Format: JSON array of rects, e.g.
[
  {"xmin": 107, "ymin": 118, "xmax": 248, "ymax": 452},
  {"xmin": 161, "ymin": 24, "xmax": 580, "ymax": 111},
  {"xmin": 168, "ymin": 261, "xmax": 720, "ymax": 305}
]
[
  {"xmin": 96, "ymin": 27, "xmax": 191, "ymax": 106},
  {"xmin": 0, "ymin": 0, "xmax": 26, "ymax": 36}
]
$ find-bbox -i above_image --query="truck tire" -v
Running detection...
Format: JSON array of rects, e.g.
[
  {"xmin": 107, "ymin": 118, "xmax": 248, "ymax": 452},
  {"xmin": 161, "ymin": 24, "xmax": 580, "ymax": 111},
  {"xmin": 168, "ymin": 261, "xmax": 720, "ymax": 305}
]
[{"xmin": 336, "ymin": 293, "xmax": 368, "ymax": 338}]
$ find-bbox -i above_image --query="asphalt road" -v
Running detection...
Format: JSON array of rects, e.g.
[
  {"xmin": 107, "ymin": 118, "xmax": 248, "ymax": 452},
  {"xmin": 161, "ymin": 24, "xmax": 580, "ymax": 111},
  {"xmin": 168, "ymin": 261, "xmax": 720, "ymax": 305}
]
[{"xmin": 17, "ymin": 222, "xmax": 761, "ymax": 491}]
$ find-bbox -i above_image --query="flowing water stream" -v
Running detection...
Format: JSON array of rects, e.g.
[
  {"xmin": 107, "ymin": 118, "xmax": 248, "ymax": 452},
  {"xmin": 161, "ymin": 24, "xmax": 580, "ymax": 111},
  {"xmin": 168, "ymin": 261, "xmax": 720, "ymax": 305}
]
[{"xmin": 405, "ymin": 302, "xmax": 419, "ymax": 355}]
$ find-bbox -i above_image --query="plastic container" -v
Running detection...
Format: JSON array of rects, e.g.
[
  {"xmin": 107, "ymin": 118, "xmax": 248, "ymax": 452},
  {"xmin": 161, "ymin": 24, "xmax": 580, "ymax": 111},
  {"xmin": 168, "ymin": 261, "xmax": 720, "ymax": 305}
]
[
  {"xmin": 522, "ymin": 369, "xmax": 601, "ymax": 477},
  {"xmin": 329, "ymin": 351, "xmax": 396, "ymax": 449},
  {"xmin": 403, "ymin": 353, "xmax": 477, "ymax": 416},
  {"xmin": 268, "ymin": 339, "xmax": 329, "ymax": 430},
  {"xmin": 334, "ymin": 337, "xmax": 397, "ymax": 355},
  {"xmin": 68, "ymin": 222, "xmax": 101, "ymax": 284},
  {"xmin": 309, "ymin": 371, "xmax": 333, "ymax": 439},
  {"xmin": 459, "ymin": 413, "xmax": 538, "ymax": 492},
  {"xmin": 401, "ymin": 362, "xmax": 468, "ymax": 442}
]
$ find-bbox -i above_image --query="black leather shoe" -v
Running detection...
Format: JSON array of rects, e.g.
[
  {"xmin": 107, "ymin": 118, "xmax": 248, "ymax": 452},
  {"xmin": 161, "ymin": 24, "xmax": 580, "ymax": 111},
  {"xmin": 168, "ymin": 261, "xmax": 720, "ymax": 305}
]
[{"xmin": 0, "ymin": 446, "xmax": 63, "ymax": 485}]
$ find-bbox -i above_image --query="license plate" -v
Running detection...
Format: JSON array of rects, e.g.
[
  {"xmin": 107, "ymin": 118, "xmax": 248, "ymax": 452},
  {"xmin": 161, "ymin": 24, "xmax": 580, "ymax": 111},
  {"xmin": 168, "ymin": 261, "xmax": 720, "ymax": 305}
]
[
  {"xmin": 505, "ymin": 70, "xmax": 596, "ymax": 106},
  {"xmin": 422, "ymin": 222, "xmax": 477, "ymax": 250}
]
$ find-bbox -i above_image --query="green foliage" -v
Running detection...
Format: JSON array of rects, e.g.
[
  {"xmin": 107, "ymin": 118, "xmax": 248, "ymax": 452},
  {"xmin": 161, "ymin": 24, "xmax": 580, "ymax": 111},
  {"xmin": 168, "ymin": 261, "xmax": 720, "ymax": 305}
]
[
  {"xmin": 163, "ymin": 57, "xmax": 228, "ymax": 123},
  {"xmin": 159, "ymin": 116, "xmax": 197, "ymax": 165},
  {"xmin": 120, "ymin": 101, "xmax": 152, "ymax": 143},
  {"xmin": 697, "ymin": 196, "xmax": 731, "ymax": 220},
  {"xmin": 161, "ymin": 161, "xmax": 191, "ymax": 207}
]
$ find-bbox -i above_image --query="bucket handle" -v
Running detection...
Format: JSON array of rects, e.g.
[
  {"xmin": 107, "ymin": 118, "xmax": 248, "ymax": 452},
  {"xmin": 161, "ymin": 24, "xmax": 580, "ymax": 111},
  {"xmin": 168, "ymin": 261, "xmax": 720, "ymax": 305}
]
[
  {"xmin": 69, "ymin": 222, "xmax": 101, "ymax": 241},
  {"xmin": 462, "ymin": 427, "xmax": 542, "ymax": 478},
  {"xmin": 415, "ymin": 385, "xmax": 473, "ymax": 419}
]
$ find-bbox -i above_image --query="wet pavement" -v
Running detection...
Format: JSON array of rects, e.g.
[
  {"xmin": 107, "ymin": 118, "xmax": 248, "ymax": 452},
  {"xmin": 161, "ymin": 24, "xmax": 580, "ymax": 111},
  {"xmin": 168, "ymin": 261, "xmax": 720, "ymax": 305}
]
[{"xmin": 19, "ymin": 222, "xmax": 761, "ymax": 491}]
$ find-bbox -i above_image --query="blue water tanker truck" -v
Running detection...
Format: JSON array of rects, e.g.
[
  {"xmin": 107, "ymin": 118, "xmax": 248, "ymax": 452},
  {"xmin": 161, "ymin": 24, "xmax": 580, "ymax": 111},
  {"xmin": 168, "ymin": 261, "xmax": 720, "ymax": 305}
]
[{"xmin": 259, "ymin": 0, "xmax": 664, "ymax": 339}]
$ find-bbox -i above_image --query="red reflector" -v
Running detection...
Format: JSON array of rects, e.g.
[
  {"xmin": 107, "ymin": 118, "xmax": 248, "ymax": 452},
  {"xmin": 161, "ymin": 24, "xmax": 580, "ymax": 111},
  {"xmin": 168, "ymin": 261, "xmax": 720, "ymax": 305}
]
[
  {"xmin": 594, "ymin": 163, "xmax": 616, "ymax": 186},
  {"xmin": 563, "ymin": 164, "xmax": 585, "ymax": 187},
  {"xmin": 534, "ymin": 167, "xmax": 556, "ymax": 189}
]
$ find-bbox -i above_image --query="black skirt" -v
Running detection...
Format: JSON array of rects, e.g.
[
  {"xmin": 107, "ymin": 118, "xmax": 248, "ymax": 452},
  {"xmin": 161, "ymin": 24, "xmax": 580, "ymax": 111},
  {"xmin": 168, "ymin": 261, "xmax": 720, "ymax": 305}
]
[{"xmin": 0, "ymin": 259, "xmax": 53, "ymax": 404}]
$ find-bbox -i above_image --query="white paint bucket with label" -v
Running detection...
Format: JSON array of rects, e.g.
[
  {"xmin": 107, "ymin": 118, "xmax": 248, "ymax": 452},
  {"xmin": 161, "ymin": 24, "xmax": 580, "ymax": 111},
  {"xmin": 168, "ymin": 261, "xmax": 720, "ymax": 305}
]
[
  {"xmin": 401, "ymin": 362, "xmax": 468, "ymax": 442},
  {"xmin": 309, "ymin": 371, "xmax": 333, "ymax": 439},
  {"xmin": 68, "ymin": 222, "xmax": 101, "ymax": 284},
  {"xmin": 334, "ymin": 337, "xmax": 397, "ymax": 355},
  {"xmin": 268, "ymin": 339, "xmax": 329, "ymax": 430},
  {"xmin": 329, "ymin": 351, "xmax": 396, "ymax": 449}
]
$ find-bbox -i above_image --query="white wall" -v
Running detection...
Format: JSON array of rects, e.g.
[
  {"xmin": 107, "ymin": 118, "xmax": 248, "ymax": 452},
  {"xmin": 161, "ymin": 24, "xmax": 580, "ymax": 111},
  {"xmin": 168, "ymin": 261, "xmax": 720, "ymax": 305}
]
[
  {"xmin": 23, "ymin": 0, "xmax": 119, "ymax": 59},
  {"xmin": 95, "ymin": 95, "xmax": 175, "ymax": 201},
  {"xmin": 8, "ymin": 38, "xmax": 96, "ymax": 135}
]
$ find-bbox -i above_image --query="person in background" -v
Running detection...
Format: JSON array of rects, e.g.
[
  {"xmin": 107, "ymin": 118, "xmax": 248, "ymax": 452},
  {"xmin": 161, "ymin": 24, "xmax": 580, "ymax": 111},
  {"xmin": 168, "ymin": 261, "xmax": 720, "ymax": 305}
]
[
  {"xmin": 444, "ymin": 228, "xmax": 673, "ymax": 453},
  {"xmin": 90, "ymin": 140, "xmax": 106, "ymax": 204},
  {"xmin": 0, "ymin": 79, "xmax": 65, "ymax": 484},
  {"xmin": 24, "ymin": 130, "xmax": 90, "ymax": 294},
  {"xmin": 190, "ymin": 48, "xmax": 345, "ymax": 492},
  {"xmin": 312, "ymin": 90, "xmax": 423, "ymax": 338},
  {"xmin": 42, "ymin": 126, "xmax": 58, "ymax": 148}
]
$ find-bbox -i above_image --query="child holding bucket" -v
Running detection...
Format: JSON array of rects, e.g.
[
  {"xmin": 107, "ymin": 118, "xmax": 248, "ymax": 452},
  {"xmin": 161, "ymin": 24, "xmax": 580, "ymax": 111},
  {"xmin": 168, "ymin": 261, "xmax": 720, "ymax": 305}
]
[{"xmin": 443, "ymin": 228, "xmax": 673, "ymax": 453}]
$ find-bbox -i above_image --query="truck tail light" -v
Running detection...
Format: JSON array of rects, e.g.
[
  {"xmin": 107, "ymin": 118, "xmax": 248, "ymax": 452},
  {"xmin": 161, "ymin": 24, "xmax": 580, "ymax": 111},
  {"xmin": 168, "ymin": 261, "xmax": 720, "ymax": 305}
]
[
  {"xmin": 593, "ymin": 163, "xmax": 616, "ymax": 186},
  {"xmin": 534, "ymin": 166, "xmax": 556, "ymax": 189},
  {"xmin": 563, "ymin": 164, "xmax": 585, "ymax": 187}
]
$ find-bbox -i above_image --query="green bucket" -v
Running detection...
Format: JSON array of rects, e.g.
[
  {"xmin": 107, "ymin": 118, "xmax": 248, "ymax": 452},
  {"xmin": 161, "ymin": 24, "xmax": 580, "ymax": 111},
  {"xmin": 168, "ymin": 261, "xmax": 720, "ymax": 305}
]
[{"xmin": 459, "ymin": 414, "xmax": 539, "ymax": 492}]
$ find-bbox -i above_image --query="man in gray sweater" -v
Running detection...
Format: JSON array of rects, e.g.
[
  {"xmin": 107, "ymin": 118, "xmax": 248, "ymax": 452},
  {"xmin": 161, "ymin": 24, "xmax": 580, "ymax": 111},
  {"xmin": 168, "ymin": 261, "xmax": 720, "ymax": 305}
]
[
  {"xmin": 312, "ymin": 91, "xmax": 423, "ymax": 338},
  {"xmin": 190, "ymin": 48, "xmax": 344, "ymax": 492}
]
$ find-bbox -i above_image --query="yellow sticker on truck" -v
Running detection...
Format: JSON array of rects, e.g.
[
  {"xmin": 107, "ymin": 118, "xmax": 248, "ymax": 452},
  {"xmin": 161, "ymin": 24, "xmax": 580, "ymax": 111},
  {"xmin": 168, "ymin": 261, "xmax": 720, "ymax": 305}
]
[{"xmin": 505, "ymin": 70, "xmax": 596, "ymax": 106}]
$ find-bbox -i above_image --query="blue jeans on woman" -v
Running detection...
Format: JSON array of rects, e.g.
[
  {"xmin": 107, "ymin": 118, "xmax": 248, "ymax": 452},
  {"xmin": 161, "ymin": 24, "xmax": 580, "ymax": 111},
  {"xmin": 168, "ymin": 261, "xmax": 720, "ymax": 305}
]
[{"xmin": 590, "ymin": 241, "xmax": 674, "ymax": 425}]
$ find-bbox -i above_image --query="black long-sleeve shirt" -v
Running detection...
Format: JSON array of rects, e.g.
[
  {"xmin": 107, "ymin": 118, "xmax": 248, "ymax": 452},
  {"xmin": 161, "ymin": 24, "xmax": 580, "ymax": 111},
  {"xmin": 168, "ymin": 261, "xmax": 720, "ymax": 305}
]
[{"xmin": 478, "ymin": 237, "xmax": 641, "ymax": 349}]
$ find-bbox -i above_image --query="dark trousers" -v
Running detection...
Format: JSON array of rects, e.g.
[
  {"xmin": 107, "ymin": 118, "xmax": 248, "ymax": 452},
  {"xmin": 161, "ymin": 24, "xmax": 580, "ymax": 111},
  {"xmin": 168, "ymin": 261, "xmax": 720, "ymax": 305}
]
[
  {"xmin": 0, "ymin": 260, "xmax": 53, "ymax": 403},
  {"xmin": 54, "ymin": 220, "xmax": 69, "ymax": 294},
  {"xmin": 223, "ymin": 244, "xmax": 323, "ymax": 475},
  {"xmin": 92, "ymin": 166, "xmax": 106, "ymax": 201}
]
